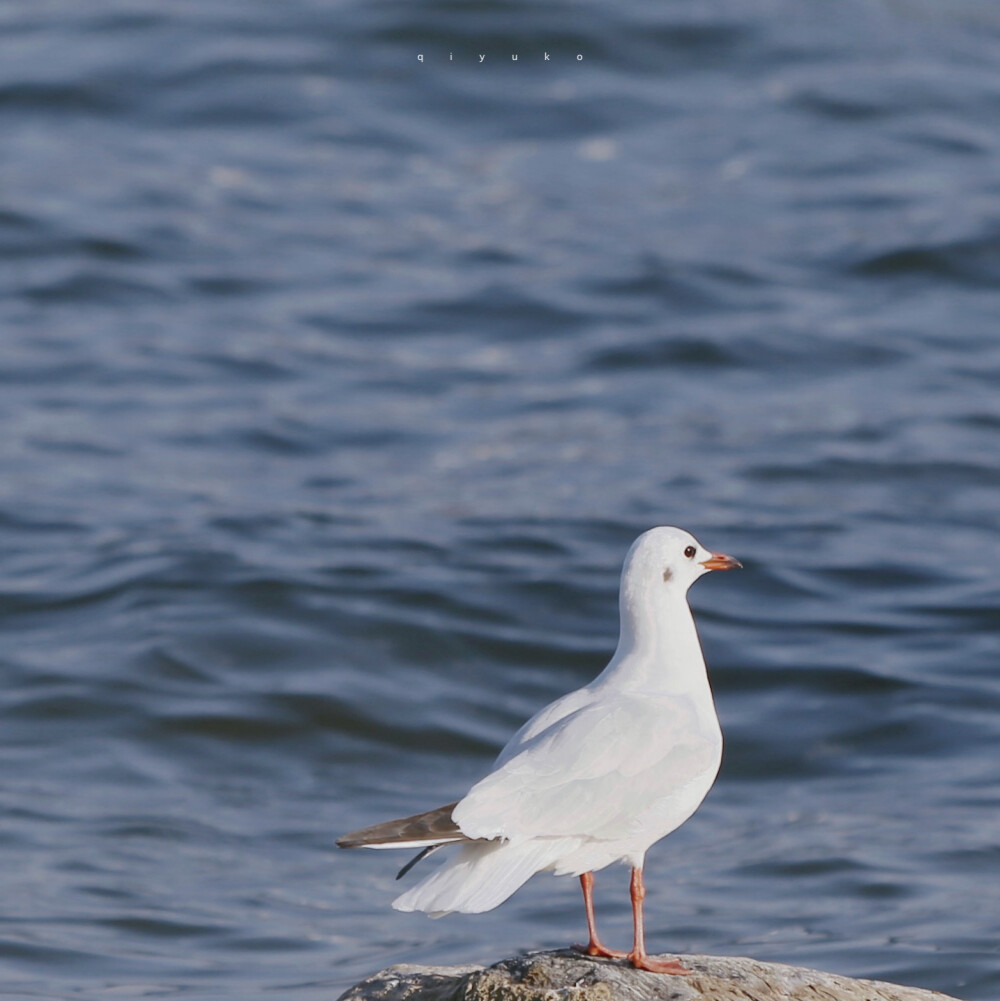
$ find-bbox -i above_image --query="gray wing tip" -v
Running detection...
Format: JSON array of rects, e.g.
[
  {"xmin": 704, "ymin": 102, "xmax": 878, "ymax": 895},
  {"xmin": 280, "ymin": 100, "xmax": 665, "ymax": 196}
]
[{"xmin": 336, "ymin": 801, "xmax": 462, "ymax": 850}]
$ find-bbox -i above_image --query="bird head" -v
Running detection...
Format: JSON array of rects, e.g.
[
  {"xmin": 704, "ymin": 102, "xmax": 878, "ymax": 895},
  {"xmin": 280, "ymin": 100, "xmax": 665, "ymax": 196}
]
[{"xmin": 623, "ymin": 526, "xmax": 741, "ymax": 594}]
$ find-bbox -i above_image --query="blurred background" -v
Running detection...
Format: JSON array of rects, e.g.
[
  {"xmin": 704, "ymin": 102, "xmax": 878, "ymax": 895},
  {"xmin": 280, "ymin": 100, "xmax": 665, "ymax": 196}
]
[{"xmin": 1, "ymin": 0, "xmax": 999, "ymax": 998}]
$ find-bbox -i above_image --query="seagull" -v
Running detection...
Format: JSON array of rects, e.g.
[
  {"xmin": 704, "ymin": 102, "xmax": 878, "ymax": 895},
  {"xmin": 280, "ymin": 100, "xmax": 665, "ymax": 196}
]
[{"xmin": 338, "ymin": 526, "xmax": 740, "ymax": 974}]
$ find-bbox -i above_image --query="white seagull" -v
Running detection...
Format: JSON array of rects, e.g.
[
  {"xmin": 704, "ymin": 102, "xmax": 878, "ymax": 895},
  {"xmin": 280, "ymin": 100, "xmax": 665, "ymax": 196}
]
[{"xmin": 338, "ymin": 526, "xmax": 740, "ymax": 974}]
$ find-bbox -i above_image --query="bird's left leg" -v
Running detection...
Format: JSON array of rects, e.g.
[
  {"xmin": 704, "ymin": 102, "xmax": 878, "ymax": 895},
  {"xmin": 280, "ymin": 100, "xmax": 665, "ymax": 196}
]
[
  {"xmin": 626, "ymin": 866, "xmax": 692, "ymax": 975},
  {"xmin": 573, "ymin": 871, "xmax": 627, "ymax": 959}
]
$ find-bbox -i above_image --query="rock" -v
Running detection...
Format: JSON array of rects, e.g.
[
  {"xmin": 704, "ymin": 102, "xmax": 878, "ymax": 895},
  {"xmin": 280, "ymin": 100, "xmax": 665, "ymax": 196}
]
[{"xmin": 336, "ymin": 949, "xmax": 962, "ymax": 1001}]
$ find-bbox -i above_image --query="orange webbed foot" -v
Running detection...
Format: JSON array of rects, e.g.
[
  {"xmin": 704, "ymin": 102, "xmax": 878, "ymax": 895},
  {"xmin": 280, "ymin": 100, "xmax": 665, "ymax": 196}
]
[
  {"xmin": 572, "ymin": 940, "xmax": 629, "ymax": 959},
  {"xmin": 629, "ymin": 953, "xmax": 693, "ymax": 975}
]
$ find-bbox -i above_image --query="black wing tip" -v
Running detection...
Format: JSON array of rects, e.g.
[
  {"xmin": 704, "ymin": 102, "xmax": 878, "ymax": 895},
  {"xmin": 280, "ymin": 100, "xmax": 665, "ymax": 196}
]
[{"xmin": 396, "ymin": 844, "xmax": 442, "ymax": 880}]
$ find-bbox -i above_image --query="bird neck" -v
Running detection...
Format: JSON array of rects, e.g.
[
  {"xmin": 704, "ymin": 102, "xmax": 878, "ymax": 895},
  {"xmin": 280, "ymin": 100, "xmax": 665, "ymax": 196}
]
[{"xmin": 596, "ymin": 583, "xmax": 711, "ymax": 697}]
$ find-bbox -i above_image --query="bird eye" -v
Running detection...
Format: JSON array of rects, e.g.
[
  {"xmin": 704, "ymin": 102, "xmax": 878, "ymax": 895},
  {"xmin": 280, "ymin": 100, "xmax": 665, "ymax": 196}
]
[{"xmin": 684, "ymin": 545, "xmax": 696, "ymax": 558}]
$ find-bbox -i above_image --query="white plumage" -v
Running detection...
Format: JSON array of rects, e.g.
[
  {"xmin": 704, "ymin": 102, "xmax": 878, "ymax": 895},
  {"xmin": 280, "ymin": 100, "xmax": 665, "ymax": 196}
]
[{"xmin": 339, "ymin": 526, "xmax": 740, "ymax": 973}]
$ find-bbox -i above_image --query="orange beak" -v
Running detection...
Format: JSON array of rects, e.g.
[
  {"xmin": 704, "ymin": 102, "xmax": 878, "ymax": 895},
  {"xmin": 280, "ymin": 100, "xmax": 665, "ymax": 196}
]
[{"xmin": 700, "ymin": 552, "xmax": 742, "ymax": 571}]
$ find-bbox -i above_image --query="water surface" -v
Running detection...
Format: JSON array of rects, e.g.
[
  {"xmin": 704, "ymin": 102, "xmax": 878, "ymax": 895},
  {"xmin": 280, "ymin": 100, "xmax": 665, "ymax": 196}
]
[{"xmin": 1, "ymin": 2, "xmax": 999, "ymax": 998}]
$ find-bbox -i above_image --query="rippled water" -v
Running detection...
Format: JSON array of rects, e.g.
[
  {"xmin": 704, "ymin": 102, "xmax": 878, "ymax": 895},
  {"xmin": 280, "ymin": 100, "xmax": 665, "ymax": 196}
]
[{"xmin": 1, "ymin": 1, "xmax": 1000, "ymax": 998}]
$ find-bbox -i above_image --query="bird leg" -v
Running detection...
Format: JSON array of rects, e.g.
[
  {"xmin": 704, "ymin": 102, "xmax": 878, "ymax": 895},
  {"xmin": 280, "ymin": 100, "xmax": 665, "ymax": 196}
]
[
  {"xmin": 574, "ymin": 871, "xmax": 627, "ymax": 959},
  {"xmin": 626, "ymin": 866, "xmax": 692, "ymax": 975}
]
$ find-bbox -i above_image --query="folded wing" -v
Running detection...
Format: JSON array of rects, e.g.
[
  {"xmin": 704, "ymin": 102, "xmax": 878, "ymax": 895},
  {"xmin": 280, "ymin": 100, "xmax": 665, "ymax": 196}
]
[{"xmin": 453, "ymin": 694, "xmax": 720, "ymax": 844}]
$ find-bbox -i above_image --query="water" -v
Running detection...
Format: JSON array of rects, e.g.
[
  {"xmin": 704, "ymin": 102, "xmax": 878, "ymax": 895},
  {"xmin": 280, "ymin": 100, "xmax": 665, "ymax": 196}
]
[{"xmin": 1, "ymin": 1, "xmax": 999, "ymax": 998}]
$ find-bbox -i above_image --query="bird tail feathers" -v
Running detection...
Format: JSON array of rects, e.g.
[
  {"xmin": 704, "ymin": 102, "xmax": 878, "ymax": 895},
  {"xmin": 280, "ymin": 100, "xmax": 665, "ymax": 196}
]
[{"xmin": 392, "ymin": 837, "xmax": 578, "ymax": 916}]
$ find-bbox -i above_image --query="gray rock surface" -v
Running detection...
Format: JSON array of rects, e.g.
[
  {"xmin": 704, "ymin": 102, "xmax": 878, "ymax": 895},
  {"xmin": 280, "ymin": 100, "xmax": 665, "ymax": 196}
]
[{"xmin": 337, "ymin": 949, "xmax": 962, "ymax": 1001}]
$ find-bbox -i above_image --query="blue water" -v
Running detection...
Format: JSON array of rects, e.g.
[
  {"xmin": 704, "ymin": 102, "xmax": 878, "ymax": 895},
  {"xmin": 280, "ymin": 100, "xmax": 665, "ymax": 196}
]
[{"xmin": 1, "ymin": 1, "xmax": 999, "ymax": 998}]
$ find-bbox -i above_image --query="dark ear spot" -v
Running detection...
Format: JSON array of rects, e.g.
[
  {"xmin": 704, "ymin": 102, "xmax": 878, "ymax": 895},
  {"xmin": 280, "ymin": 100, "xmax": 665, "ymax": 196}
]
[{"xmin": 662, "ymin": 568, "xmax": 672, "ymax": 582}]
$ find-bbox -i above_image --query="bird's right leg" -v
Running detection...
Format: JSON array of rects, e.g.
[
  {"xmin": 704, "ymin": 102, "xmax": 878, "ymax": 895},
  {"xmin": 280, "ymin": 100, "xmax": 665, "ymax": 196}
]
[
  {"xmin": 574, "ymin": 871, "xmax": 628, "ymax": 959},
  {"xmin": 626, "ymin": 866, "xmax": 692, "ymax": 975}
]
